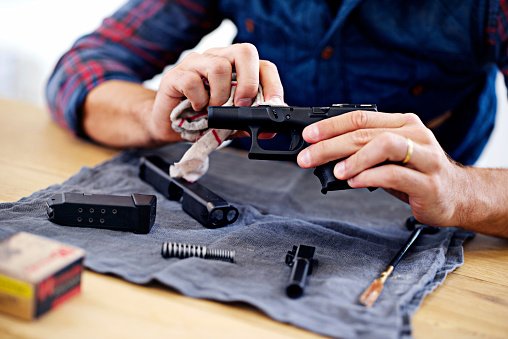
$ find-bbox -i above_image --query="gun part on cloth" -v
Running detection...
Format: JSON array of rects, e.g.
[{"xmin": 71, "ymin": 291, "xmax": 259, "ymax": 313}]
[
  {"xmin": 139, "ymin": 156, "xmax": 239, "ymax": 229},
  {"xmin": 359, "ymin": 217, "xmax": 440, "ymax": 307},
  {"xmin": 285, "ymin": 244, "xmax": 317, "ymax": 298},
  {"xmin": 208, "ymin": 104, "xmax": 377, "ymax": 194},
  {"xmin": 161, "ymin": 242, "xmax": 235, "ymax": 263},
  {"xmin": 46, "ymin": 193, "xmax": 157, "ymax": 234}
]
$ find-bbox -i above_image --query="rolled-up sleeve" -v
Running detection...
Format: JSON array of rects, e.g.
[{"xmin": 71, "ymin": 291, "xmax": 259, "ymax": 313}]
[{"xmin": 46, "ymin": 0, "xmax": 222, "ymax": 137}]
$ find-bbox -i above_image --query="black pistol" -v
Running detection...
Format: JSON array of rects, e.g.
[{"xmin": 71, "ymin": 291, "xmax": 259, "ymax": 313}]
[
  {"xmin": 208, "ymin": 104, "xmax": 377, "ymax": 193},
  {"xmin": 285, "ymin": 244, "xmax": 317, "ymax": 298}
]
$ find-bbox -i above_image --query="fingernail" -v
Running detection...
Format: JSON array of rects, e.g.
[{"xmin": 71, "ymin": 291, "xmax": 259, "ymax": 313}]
[
  {"xmin": 237, "ymin": 98, "xmax": 253, "ymax": 106},
  {"xmin": 267, "ymin": 97, "xmax": 284, "ymax": 106},
  {"xmin": 306, "ymin": 125, "xmax": 319, "ymax": 141},
  {"xmin": 334, "ymin": 161, "xmax": 345, "ymax": 178},
  {"xmin": 347, "ymin": 178, "xmax": 355, "ymax": 187},
  {"xmin": 299, "ymin": 149, "xmax": 311, "ymax": 167}
]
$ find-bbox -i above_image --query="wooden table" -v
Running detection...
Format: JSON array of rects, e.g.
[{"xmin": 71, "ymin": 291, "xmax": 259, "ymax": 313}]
[{"xmin": 1, "ymin": 99, "xmax": 507, "ymax": 339}]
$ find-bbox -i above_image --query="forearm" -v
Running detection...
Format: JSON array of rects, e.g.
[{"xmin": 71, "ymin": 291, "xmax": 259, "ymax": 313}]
[
  {"xmin": 82, "ymin": 80, "xmax": 181, "ymax": 148},
  {"xmin": 46, "ymin": 0, "xmax": 223, "ymax": 141},
  {"xmin": 453, "ymin": 166, "xmax": 508, "ymax": 237}
]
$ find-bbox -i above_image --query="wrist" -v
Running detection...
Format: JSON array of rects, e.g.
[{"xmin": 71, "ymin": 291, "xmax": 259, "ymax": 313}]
[
  {"xmin": 448, "ymin": 165, "xmax": 476, "ymax": 228},
  {"xmin": 133, "ymin": 96, "xmax": 163, "ymax": 146},
  {"xmin": 450, "ymin": 166, "xmax": 508, "ymax": 236}
]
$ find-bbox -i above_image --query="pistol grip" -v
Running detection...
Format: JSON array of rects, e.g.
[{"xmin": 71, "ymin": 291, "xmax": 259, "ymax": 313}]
[
  {"xmin": 314, "ymin": 160, "xmax": 352, "ymax": 194},
  {"xmin": 314, "ymin": 161, "xmax": 378, "ymax": 194}
]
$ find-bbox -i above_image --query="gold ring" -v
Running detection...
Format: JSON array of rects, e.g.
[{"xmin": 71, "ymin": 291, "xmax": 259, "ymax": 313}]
[{"xmin": 402, "ymin": 138, "xmax": 413, "ymax": 164}]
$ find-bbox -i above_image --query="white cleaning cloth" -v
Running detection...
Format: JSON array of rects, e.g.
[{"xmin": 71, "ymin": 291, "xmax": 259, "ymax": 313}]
[{"xmin": 169, "ymin": 80, "xmax": 266, "ymax": 182}]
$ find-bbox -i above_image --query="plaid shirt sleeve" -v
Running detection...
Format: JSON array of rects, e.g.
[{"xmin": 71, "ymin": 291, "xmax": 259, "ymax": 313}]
[
  {"xmin": 46, "ymin": 0, "xmax": 222, "ymax": 137},
  {"xmin": 487, "ymin": 0, "xmax": 508, "ymax": 87}
]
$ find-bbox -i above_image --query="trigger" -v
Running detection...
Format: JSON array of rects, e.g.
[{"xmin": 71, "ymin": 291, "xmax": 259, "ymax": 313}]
[{"xmin": 289, "ymin": 131, "xmax": 303, "ymax": 151}]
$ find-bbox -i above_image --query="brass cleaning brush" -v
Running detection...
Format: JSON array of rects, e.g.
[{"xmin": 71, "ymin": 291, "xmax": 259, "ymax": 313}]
[{"xmin": 360, "ymin": 218, "xmax": 439, "ymax": 307}]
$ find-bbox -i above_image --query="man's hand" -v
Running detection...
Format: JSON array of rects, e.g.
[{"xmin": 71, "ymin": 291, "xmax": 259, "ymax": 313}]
[
  {"xmin": 148, "ymin": 43, "xmax": 284, "ymax": 143},
  {"xmin": 83, "ymin": 43, "xmax": 283, "ymax": 147},
  {"xmin": 296, "ymin": 110, "xmax": 508, "ymax": 237}
]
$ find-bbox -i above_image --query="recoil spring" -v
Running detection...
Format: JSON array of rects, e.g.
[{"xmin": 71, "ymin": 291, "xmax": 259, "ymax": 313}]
[{"xmin": 161, "ymin": 242, "xmax": 235, "ymax": 263}]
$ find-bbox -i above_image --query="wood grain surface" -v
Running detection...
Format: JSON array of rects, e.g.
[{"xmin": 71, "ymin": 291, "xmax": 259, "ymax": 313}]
[{"xmin": 1, "ymin": 99, "xmax": 507, "ymax": 339}]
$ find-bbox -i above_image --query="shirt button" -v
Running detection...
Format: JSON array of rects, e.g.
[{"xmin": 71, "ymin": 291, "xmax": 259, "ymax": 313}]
[
  {"xmin": 411, "ymin": 84, "xmax": 424, "ymax": 96},
  {"xmin": 321, "ymin": 46, "xmax": 334, "ymax": 59},
  {"xmin": 245, "ymin": 18, "xmax": 255, "ymax": 33}
]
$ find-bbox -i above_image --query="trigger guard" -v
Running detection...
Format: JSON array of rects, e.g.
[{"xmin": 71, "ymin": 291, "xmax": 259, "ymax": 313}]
[
  {"xmin": 247, "ymin": 126, "xmax": 303, "ymax": 160},
  {"xmin": 248, "ymin": 126, "xmax": 264, "ymax": 154}
]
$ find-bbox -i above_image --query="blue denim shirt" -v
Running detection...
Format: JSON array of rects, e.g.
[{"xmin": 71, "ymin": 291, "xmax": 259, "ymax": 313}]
[
  {"xmin": 47, "ymin": 0, "xmax": 503, "ymax": 165},
  {"xmin": 222, "ymin": 0, "xmax": 497, "ymax": 165}
]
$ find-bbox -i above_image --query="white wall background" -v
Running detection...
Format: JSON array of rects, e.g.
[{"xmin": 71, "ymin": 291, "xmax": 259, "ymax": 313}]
[{"xmin": 0, "ymin": 0, "xmax": 506, "ymax": 167}]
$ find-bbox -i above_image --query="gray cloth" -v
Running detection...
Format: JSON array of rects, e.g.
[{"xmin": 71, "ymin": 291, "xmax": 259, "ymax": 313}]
[{"xmin": 0, "ymin": 143, "xmax": 473, "ymax": 339}]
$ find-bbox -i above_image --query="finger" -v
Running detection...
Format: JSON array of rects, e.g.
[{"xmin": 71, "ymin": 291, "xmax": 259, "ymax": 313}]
[
  {"xmin": 228, "ymin": 131, "xmax": 275, "ymax": 139},
  {"xmin": 258, "ymin": 132, "xmax": 277, "ymax": 139},
  {"xmin": 154, "ymin": 69, "xmax": 209, "ymax": 118},
  {"xmin": 259, "ymin": 60, "xmax": 284, "ymax": 105},
  {"xmin": 206, "ymin": 43, "xmax": 260, "ymax": 106},
  {"xmin": 349, "ymin": 165, "xmax": 455, "ymax": 226},
  {"xmin": 297, "ymin": 127, "xmax": 382, "ymax": 168},
  {"xmin": 302, "ymin": 111, "xmax": 420, "ymax": 143},
  {"xmin": 335, "ymin": 133, "xmax": 439, "ymax": 180},
  {"xmin": 171, "ymin": 70, "xmax": 210, "ymax": 111},
  {"xmin": 347, "ymin": 163, "xmax": 428, "ymax": 198},
  {"xmin": 204, "ymin": 57, "xmax": 233, "ymax": 107},
  {"xmin": 228, "ymin": 131, "xmax": 250, "ymax": 139},
  {"xmin": 178, "ymin": 53, "xmax": 232, "ymax": 107}
]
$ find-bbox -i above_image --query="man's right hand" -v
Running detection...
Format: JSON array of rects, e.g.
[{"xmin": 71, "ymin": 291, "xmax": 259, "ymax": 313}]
[
  {"xmin": 83, "ymin": 43, "xmax": 284, "ymax": 147},
  {"xmin": 147, "ymin": 43, "xmax": 285, "ymax": 143}
]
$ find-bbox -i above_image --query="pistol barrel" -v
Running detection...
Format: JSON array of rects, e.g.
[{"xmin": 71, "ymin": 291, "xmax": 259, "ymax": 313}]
[{"xmin": 285, "ymin": 244, "xmax": 316, "ymax": 299}]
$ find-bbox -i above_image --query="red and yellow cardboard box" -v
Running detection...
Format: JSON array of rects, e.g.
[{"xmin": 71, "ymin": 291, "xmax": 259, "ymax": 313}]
[{"xmin": 0, "ymin": 232, "xmax": 85, "ymax": 320}]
